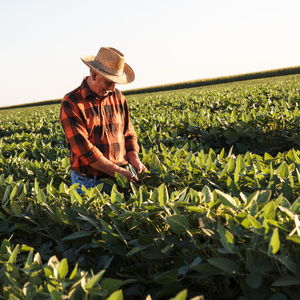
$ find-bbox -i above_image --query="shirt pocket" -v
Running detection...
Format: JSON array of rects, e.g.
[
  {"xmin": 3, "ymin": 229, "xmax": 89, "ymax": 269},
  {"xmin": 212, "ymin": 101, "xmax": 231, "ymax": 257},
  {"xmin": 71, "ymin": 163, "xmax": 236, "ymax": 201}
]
[
  {"xmin": 107, "ymin": 113, "xmax": 124, "ymax": 136},
  {"xmin": 86, "ymin": 116, "xmax": 102, "ymax": 136}
]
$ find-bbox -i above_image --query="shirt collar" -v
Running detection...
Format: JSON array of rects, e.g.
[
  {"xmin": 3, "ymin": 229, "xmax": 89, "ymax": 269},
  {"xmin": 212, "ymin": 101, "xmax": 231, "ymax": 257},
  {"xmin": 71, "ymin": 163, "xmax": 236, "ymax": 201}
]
[
  {"xmin": 80, "ymin": 76, "xmax": 93, "ymax": 100},
  {"xmin": 80, "ymin": 76, "xmax": 113, "ymax": 101}
]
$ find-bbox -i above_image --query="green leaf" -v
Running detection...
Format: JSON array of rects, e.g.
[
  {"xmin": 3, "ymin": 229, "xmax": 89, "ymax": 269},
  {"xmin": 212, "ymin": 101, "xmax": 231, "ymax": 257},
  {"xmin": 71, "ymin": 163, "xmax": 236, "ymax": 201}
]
[
  {"xmin": 155, "ymin": 269, "xmax": 178, "ymax": 285},
  {"xmin": 246, "ymin": 272, "xmax": 263, "ymax": 289},
  {"xmin": 276, "ymin": 161, "xmax": 289, "ymax": 179},
  {"xmin": 30, "ymin": 271, "xmax": 42, "ymax": 286},
  {"xmin": 107, "ymin": 289, "xmax": 123, "ymax": 300},
  {"xmin": 61, "ymin": 231, "xmax": 92, "ymax": 241},
  {"xmin": 101, "ymin": 278, "xmax": 123, "ymax": 296},
  {"xmin": 257, "ymin": 190, "xmax": 272, "ymax": 206},
  {"xmin": 2, "ymin": 185, "xmax": 12, "ymax": 203},
  {"xmin": 234, "ymin": 166, "xmax": 240, "ymax": 183},
  {"xmin": 23, "ymin": 282, "xmax": 37, "ymax": 298},
  {"xmin": 85, "ymin": 270, "xmax": 105, "ymax": 289},
  {"xmin": 290, "ymin": 197, "xmax": 300, "ymax": 214},
  {"xmin": 158, "ymin": 183, "xmax": 169, "ymax": 206},
  {"xmin": 126, "ymin": 245, "xmax": 149, "ymax": 257},
  {"xmin": 227, "ymin": 157, "xmax": 235, "ymax": 173},
  {"xmin": 10, "ymin": 185, "xmax": 18, "ymax": 200},
  {"xmin": 138, "ymin": 234, "xmax": 154, "ymax": 245},
  {"xmin": 248, "ymin": 215, "xmax": 262, "ymax": 231},
  {"xmin": 170, "ymin": 289, "xmax": 187, "ymax": 300},
  {"xmin": 202, "ymin": 185, "xmax": 213, "ymax": 203},
  {"xmin": 208, "ymin": 257, "xmax": 239, "ymax": 274},
  {"xmin": 24, "ymin": 248, "xmax": 34, "ymax": 269},
  {"xmin": 100, "ymin": 218, "xmax": 114, "ymax": 233},
  {"xmin": 69, "ymin": 263, "xmax": 78, "ymax": 280},
  {"xmin": 37, "ymin": 188, "xmax": 47, "ymax": 203},
  {"xmin": 272, "ymin": 275, "xmax": 300, "ymax": 286},
  {"xmin": 47, "ymin": 284, "xmax": 62, "ymax": 300},
  {"xmin": 115, "ymin": 172, "xmax": 128, "ymax": 188},
  {"xmin": 215, "ymin": 189, "xmax": 236, "ymax": 208},
  {"xmin": 257, "ymin": 201, "xmax": 275, "ymax": 221},
  {"xmin": 267, "ymin": 293, "xmax": 288, "ymax": 300},
  {"xmin": 244, "ymin": 191, "xmax": 259, "ymax": 210},
  {"xmin": 72, "ymin": 190, "xmax": 82, "ymax": 205},
  {"xmin": 5, "ymin": 271, "xmax": 19, "ymax": 287},
  {"xmin": 268, "ymin": 228, "xmax": 280, "ymax": 255},
  {"xmin": 8, "ymin": 244, "xmax": 19, "ymax": 264},
  {"xmin": 274, "ymin": 254, "xmax": 297, "ymax": 274},
  {"xmin": 217, "ymin": 223, "xmax": 235, "ymax": 253},
  {"xmin": 192, "ymin": 262, "xmax": 222, "ymax": 273},
  {"xmin": 288, "ymin": 235, "xmax": 300, "ymax": 244},
  {"xmin": 111, "ymin": 189, "xmax": 124, "ymax": 204},
  {"xmin": 57, "ymin": 258, "xmax": 68, "ymax": 280},
  {"xmin": 166, "ymin": 215, "xmax": 190, "ymax": 234},
  {"xmin": 236, "ymin": 154, "xmax": 245, "ymax": 173},
  {"xmin": 78, "ymin": 213, "xmax": 99, "ymax": 230},
  {"xmin": 10, "ymin": 199, "xmax": 21, "ymax": 216}
]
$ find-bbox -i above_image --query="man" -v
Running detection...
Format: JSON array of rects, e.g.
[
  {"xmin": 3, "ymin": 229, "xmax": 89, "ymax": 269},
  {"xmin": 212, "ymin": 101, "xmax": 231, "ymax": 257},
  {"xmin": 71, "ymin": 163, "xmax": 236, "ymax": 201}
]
[{"xmin": 60, "ymin": 46, "xmax": 146, "ymax": 194}]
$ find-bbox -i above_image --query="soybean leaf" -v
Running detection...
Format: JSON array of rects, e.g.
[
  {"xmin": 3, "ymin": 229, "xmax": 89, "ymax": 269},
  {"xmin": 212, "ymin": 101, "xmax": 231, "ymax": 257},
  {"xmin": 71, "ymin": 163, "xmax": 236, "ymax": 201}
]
[
  {"xmin": 208, "ymin": 257, "xmax": 239, "ymax": 274},
  {"xmin": 61, "ymin": 231, "xmax": 92, "ymax": 241},
  {"xmin": 10, "ymin": 199, "xmax": 21, "ymax": 216},
  {"xmin": 85, "ymin": 270, "xmax": 106, "ymax": 290},
  {"xmin": 8, "ymin": 244, "xmax": 19, "ymax": 264},
  {"xmin": 101, "ymin": 278, "xmax": 123, "ymax": 296},
  {"xmin": 107, "ymin": 290, "xmax": 123, "ymax": 300},
  {"xmin": 47, "ymin": 284, "xmax": 62, "ymax": 300},
  {"xmin": 217, "ymin": 223, "xmax": 235, "ymax": 253},
  {"xmin": 155, "ymin": 269, "xmax": 178, "ymax": 285},
  {"xmin": 272, "ymin": 275, "xmax": 300, "ymax": 287},
  {"xmin": 57, "ymin": 258, "xmax": 68, "ymax": 281},
  {"xmin": 290, "ymin": 197, "xmax": 300, "ymax": 214},
  {"xmin": 166, "ymin": 215, "xmax": 190, "ymax": 234},
  {"xmin": 246, "ymin": 272, "xmax": 263, "ymax": 289},
  {"xmin": 268, "ymin": 228, "xmax": 280, "ymax": 255},
  {"xmin": 170, "ymin": 289, "xmax": 187, "ymax": 300},
  {"xmin": 215, "ymin": 190, "xmax": 236, "ymax": 208},
  {"xmin": 202, "ymin": 185, "xmax": 213, "ymax": 204},
  {"xmin": 158, "ymin": 183, "xmax": 169, "ymax": 206},
  {"xmin": 23, "ymin": 282, "xmax": 37, "ymax": 299},
  {"xmin": 115, "ymin": 172, "xmax": 128, "ymax": 188}
]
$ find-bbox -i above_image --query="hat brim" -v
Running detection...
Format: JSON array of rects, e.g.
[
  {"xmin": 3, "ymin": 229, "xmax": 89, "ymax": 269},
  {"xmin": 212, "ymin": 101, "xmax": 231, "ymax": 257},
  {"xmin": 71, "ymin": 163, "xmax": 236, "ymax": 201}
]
[{"xmin": 81, "ymin": 55, "xmax": 135, "ymax": 84}]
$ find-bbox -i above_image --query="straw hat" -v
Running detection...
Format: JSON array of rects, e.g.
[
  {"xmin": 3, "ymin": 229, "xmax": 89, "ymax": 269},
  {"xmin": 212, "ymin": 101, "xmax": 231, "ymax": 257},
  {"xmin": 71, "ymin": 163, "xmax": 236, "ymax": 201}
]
[{"xmin": 81, "ymin": 47, "xmax": 135, "ymax": 84}]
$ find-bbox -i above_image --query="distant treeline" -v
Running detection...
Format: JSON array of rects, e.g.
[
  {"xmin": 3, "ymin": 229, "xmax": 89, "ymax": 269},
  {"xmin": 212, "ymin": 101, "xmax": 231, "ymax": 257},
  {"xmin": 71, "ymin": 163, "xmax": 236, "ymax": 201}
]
[
  {"xmin": 122, "ymin": 65, "xmax": 300, "ymax": 95},
  {"xmin": 1, "ymin": 65, "xmax": 300, "ymax": 110}
]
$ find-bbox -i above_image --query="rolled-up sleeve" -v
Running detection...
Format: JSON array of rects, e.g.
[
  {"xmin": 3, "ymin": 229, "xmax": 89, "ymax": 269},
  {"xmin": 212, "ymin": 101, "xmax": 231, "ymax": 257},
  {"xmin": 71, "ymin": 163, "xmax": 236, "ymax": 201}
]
[
  {"xmin": 60, "ymin": 96, "xmax": 103, "ymax": 165},
  {"xmin": 123, "ymin": 99, "xmax": 140, "ymax": 154}
]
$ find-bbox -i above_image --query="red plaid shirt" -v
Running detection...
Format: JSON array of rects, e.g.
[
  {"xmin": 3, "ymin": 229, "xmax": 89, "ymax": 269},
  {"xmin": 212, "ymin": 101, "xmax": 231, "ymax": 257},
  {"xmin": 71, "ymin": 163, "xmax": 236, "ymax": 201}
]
[{"xmin": 60, "ymin": 77, "xmax": 139, "ymax": 176}]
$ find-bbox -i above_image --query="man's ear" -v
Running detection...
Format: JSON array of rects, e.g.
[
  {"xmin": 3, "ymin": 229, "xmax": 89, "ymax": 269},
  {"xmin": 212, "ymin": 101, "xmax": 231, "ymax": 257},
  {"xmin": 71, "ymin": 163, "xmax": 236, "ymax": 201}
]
[{"xmin": 91, "ymin": 71, "xmax": 97, "ymax": 81}]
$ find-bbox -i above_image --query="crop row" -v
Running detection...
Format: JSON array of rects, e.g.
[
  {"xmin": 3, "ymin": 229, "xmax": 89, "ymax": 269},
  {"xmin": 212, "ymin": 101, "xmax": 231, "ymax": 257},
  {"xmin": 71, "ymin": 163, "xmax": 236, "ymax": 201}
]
[{"xmin": 1, "ymin": 76, "xmax": 300, "ymax": 299}]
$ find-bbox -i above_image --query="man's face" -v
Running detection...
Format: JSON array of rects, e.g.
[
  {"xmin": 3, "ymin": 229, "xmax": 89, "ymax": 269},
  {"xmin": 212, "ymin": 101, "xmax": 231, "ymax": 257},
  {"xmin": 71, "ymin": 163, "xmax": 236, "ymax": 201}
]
[{"xmin": 91, "ymin": 72, "xmax": 116, "ymax": 97}]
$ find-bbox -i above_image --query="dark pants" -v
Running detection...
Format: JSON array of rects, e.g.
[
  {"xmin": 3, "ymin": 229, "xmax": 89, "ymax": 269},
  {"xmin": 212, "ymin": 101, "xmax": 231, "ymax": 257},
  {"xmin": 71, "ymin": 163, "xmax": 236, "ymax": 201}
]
[{"xmin": 71, "ymin": 170, "xmax": 112, "ymax": 195}]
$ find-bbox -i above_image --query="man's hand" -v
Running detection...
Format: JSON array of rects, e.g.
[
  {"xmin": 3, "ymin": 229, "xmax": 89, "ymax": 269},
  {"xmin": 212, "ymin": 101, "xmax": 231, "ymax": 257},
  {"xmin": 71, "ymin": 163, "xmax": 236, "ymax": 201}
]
[
  {"xmin": 127, "ymin": 151, "xmax": 147, "ymax": 174},
  {"xmin": 116, "ymin": 167, "xmax": 138, "ymax": 182},
  {"xmin": 90, "ymin": 155, "xmax": 138, "ymax": 182}
]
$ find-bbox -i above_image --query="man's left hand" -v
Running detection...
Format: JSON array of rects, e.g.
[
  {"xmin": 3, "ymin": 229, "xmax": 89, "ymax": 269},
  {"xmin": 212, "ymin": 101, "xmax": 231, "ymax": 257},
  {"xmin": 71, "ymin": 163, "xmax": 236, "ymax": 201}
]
[{"xmin": 127, "ymin": 151, "xmax": 147, "ymax": 174}]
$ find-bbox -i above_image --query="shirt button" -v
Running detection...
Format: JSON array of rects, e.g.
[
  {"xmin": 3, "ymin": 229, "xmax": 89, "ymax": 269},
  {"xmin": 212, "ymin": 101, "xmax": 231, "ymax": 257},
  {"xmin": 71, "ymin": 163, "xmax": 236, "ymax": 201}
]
[{"xmin": 106, "ymin": 129, "xmax": 108, "ymax": 131}]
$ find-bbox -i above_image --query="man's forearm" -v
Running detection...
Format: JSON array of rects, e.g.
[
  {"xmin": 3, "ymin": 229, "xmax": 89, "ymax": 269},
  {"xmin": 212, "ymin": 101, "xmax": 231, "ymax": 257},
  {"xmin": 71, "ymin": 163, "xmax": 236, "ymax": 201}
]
[{"xmin": 90, "ymin": 156, "xmax": 124, "ymax": 177}]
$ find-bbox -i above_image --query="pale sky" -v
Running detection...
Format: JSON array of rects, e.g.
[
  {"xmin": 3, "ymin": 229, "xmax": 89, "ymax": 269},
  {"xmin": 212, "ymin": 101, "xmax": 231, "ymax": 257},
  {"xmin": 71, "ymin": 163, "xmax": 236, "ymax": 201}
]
[{"xmin": 1, "ymin": 0, "xmax": 300, "ymax": 107}]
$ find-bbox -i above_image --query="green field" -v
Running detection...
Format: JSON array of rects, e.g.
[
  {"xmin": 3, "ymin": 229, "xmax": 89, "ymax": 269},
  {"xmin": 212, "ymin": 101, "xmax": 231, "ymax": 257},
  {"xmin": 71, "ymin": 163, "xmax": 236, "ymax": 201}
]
[{"xmin": 1, "ymin": 74, "xmax": 300, "ymax": 299}]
